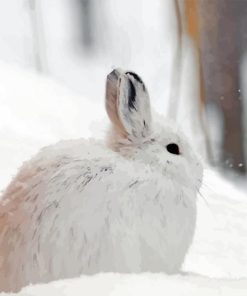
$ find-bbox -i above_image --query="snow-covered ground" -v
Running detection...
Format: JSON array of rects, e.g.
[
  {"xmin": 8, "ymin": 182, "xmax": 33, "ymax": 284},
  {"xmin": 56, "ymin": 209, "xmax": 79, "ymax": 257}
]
[
  {"xmin": 1, "ymin": 273, "xmax": 247, "ymax": 296},
  {"xmin": 0, "ymin": 60, "xmax": 106, "ymax": 190},
  {"xmin": 0, "ymin": 62, "xmax": 247, "ymax": 295}
]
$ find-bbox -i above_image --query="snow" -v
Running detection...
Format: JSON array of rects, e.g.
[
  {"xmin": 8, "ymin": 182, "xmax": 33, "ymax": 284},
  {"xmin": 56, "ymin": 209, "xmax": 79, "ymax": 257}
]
[
  {"xmin": 0, "ymin": 62, "xmax": 247, "ymax": 295},
  {"xmin": 1, "ymin": 273, "xmax": 247, "ymax": 296},
  {"xmin": 185, "ymin": 168, "xmax": 247, "ymax": 278},
  {"xmin": 0, "ymin": 60, "xmax": 105, "ymax": 191}
]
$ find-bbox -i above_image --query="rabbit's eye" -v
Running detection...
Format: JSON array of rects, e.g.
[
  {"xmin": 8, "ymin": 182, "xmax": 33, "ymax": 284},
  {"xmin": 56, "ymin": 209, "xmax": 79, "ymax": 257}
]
[{"xmin": 166, "ymin": 143, "xmax": 180, "ymax": 155}]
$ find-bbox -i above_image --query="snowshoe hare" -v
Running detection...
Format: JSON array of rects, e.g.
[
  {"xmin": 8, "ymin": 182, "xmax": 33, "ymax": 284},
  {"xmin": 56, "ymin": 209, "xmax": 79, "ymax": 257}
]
[{"xmin": 0, "ymin": 68, "xmax": 203, "ymax": 292}]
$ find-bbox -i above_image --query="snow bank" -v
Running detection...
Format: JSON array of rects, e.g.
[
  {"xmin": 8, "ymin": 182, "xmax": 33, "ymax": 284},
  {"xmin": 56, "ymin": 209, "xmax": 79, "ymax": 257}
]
[
  {"xmin": 184, "ymin": 169, "xmax": 247, "ymax": 278},
  {"xmin": 0, "ymin": 60, "xmax": 106, "ymax": 191},
  {"xmin": 1, "ymin": 273, "xmax": 247, "ymax": 296}
]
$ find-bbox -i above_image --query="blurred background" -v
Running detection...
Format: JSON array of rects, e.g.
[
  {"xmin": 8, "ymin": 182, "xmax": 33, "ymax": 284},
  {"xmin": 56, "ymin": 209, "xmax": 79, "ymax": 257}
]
[{"xmin": 0, "ymin": 0, "xmax": 247, "ymax": 186}]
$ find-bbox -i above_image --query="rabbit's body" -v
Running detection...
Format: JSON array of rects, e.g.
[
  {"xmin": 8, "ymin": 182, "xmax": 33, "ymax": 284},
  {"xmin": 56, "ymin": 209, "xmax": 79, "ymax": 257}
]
[
  {"xmin": 0, "ymin": 138, "xmax": 196, "ymax": 291},
  {"xmin": 0, "ymin": 69, "xmax": 202, "ymax": 292}
]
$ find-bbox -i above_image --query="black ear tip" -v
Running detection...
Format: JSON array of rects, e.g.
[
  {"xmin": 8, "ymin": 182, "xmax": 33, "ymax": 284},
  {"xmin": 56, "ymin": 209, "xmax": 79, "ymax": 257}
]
[
  {"xmin": 127, "ymin": 78, "xmax": 137, "ymax": 111},
  {"xmin": 125, "ymin": 71, "xmax": 144, "ymax": 85}
]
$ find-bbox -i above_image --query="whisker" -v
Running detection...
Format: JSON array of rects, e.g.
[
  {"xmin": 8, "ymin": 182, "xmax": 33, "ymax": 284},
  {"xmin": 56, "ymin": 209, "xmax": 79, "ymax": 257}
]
[
  {"xmin": 200, "ymin": 181, "xmax": 218, "ymax": 196},
  {"xmin": 196, "ymin": 186, "xmax": 218, "ymax": 220},
  {"xmin": 196, "ymin": 186, "xmax": 210, "ymax": 208}
]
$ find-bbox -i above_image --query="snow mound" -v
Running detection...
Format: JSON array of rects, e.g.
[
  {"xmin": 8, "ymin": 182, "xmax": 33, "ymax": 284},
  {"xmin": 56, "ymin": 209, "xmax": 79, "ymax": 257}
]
[
  {"xmin": 1, "ymin": 273, "xmax": 247, "ymax": 296},
  {"xmin": 184, "ymin": 169, "xmax": 247, "ymax": 278},
  {"xmin": 0, "ymin": 60, "xmax": 106, "ymax": 191}
]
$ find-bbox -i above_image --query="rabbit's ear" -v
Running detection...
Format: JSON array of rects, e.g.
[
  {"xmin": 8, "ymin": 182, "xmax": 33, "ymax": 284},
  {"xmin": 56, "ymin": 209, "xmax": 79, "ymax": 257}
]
[{"xmin": 105, "ymin": 69, "xmax": 152, "ymax": 140}]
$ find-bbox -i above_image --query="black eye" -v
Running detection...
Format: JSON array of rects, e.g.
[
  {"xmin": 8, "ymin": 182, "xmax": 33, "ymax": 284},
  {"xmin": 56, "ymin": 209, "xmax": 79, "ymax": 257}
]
[{"xmin": 166, "ymin": 143, "xmax": 180, "ymax": 155}]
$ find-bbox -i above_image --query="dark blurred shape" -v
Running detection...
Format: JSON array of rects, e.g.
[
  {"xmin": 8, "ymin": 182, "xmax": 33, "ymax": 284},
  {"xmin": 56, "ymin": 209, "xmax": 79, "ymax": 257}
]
[
  {"xmin": 28, "ymin": 0, "xmax": 48, "ymax": 72},
  {"xmin": 78, "ymin": 0, "xmax": 94, "ymax": 51},
  {"xmin": 185, "ymin": 0, "xmax": 246, "ymax": 174}
]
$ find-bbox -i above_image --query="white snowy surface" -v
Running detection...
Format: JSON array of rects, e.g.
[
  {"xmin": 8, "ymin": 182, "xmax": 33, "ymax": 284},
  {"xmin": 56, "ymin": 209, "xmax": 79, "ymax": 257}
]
[
  {"xmin": 0, "ymin": 60, "xmax": 106, "ymax": 190},
  {"xmin": 1, "ymin": 273, "xmax": 247, "ymax": 296},
  {"xmin": 0, "ymin": 62, "xmax": 247, "ymax": 295},
  {"xmin": 184, "ymin": 169, "xmax": 247, "ymax": 278}
]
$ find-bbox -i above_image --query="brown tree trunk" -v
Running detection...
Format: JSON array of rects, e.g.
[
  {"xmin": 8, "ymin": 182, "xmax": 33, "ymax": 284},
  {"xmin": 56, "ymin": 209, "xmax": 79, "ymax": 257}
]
[{"xmin": 185, "ymin": 0, "xmax": 246, "ymax": 174}]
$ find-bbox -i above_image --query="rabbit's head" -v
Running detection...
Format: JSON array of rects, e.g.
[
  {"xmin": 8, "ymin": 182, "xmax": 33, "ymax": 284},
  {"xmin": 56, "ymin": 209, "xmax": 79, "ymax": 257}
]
[{"xmin": 105, "ymin": 68, "xmax": 203, "ymax": 191}]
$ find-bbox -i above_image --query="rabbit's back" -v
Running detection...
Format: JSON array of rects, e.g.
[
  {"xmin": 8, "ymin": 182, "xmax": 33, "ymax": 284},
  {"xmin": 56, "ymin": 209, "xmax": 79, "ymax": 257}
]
[
  {"xmin": 0, "ymin": 139, "xmax": 120, "ymax": 290},
  {"xmin": 0, "ymin": 138, "xmax": 147, "ymax": 290}
]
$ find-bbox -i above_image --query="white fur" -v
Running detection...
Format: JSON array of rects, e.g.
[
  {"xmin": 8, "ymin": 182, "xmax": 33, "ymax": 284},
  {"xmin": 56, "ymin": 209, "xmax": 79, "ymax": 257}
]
[{"xmin": 0, "ymin": 70, "xmax": 203, "ymax": 292}]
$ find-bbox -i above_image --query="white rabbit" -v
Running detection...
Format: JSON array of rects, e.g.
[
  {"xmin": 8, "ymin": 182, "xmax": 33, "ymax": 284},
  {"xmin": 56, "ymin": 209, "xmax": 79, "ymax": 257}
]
[{"xmin": 0, "ymin": 69, "xmax": 203, "ymax": 292}]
